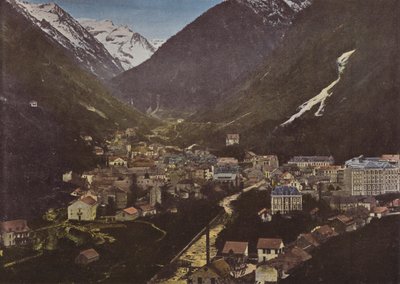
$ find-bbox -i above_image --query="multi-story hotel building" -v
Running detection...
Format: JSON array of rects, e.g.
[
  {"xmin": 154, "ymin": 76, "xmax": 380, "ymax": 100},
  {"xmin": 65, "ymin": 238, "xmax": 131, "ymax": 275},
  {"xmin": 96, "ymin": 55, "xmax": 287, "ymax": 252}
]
[{"xmin": 344, "ymin": 156, "xmax": 400, "ymax": 196}]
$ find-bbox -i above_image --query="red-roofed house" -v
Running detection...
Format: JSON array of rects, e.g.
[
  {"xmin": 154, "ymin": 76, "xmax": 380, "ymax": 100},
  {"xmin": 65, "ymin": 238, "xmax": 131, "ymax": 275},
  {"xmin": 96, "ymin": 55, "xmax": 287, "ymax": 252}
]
[
  {"xmin": 75, "ymin": 248, "xmax": 99, "ymax": 265},
  {"xmin": 138, "ymin": 204, "xmax": 157, "ymax": 217},
  {"xmin": 68, "ymin": 196, "xmax": 98, "ymax": 221},
  {"xmin": 222, "ymin": 241, "xmax": 249, "ymax": 258},
  {"xmin": 257, "ymin": 238, "xmax": 284, "ymax": 262},
  {"xmin": 0, "ymin": 219, "xmax": 31, "ymax": 247},
  {"xmin": 116, "ymin": 207, "xmax": 139, "ymax": 221}
]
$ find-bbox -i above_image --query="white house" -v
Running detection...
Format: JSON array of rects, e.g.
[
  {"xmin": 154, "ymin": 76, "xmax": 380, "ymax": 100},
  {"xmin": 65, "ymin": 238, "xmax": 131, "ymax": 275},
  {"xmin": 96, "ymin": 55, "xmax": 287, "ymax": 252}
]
[
  {"xmin": 257, "ymin": 238, "xmax": 284, "ymax": 263},
  {"xmin": 29, "ymin": 100, "xmax": 38, "ymax": 107},
  {"xmin": 0, "ymin": 220, "xmax": 31, "ymax": 247},
  {"xmin": 68, "ymin": 196, "xmax": 98, "ymax": 221},
  {"xmin": 109, "ymin": 156, "xmax": 128, "ymax": 167}
]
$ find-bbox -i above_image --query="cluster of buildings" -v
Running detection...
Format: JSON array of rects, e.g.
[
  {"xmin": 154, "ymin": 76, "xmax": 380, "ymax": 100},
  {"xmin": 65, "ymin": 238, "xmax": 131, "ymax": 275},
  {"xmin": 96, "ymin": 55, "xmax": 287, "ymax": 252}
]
[{"xmin": 188, "ymin": 192, "xmax": 398, "ymax": 284}]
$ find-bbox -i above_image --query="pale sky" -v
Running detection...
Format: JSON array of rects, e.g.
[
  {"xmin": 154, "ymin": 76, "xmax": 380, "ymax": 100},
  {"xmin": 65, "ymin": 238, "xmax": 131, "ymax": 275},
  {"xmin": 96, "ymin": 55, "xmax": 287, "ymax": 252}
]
[{"xmin": 27, "ymin": 0, "xmax": 222, "ymax": 39}]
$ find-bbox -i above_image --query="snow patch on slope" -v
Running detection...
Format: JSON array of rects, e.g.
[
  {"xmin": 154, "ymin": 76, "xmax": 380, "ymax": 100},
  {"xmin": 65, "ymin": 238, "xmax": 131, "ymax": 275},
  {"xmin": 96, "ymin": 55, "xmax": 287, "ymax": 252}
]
[
  {"xmin": 80, "ymin": 19, "xmax": 156, "ymax": 70},
  {"xmin": 281, "ymin": 49, "xmax": 356, "ymax": 126},
  {"xmin": 79, "ymin": 101, "xmax": 108, "ymax": 119}
]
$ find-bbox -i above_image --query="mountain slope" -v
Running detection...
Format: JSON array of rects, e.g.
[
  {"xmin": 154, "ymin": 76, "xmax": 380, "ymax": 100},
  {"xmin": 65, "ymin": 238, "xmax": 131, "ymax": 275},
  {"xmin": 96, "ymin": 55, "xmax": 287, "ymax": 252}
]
[
  {"xmin": 80, "ymin": 19, "xmax": 156, "ymax": 70},
  {"xmin": 185, "ymin": 0, "xmax": 400, "ymax": 162},
  {"xmin": 7, "ymin": 0, "xmax": 124, "ymax": 80},
  {"xmin": 112, "ymin": 0, "xmax": 311, "ymax": 113},
  {"xmin": 0, "ymin": 0, "xmax": 157, "ymax": 219}
]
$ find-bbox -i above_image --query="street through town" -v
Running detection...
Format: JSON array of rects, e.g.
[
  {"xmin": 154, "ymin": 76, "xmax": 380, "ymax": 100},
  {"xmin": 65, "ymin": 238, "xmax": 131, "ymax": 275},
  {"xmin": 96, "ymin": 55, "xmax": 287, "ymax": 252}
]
[{"xmin": 153, "ymin": 180, "xmax": 266, "ymax": 283}]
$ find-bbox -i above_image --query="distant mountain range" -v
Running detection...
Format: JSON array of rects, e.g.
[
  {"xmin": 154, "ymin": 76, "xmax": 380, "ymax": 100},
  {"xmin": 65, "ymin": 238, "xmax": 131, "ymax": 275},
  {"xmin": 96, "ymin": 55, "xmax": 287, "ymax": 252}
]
[
  {"xmin": 79, "ymin": 19, "xmax": 160, "ymax": 70},
  {"xmin": 112, "ymin": 0, "xmax": 312, "ymax": 113}
]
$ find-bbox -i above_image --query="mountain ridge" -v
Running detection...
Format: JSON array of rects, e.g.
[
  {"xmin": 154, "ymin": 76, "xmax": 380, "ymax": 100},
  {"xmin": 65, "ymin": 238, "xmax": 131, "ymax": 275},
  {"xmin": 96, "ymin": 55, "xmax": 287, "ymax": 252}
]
[
  {"xmin": 6, "ymin": 0, "xmax": 124, "ymax": 80},
  {"xmin": 112, "ymin": 0, "xmax": 311, "ymax": 113},
  {"xmin": 79, "ymin": 19, "xmax": 157, "ymax": 70}
]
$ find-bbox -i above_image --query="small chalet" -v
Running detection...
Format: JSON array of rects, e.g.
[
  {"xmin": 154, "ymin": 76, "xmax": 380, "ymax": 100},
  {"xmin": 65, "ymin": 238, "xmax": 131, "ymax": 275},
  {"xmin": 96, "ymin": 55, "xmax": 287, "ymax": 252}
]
[
  {"xmin": 75, "ymin": 249, "xmax": 99, "ymax": 265},
  {"xmin": 222, "ymin": 241, "xmax": 249, "ymax": 259},
  {"xmin": 257, "ymin": 238, "xmax": 284, "ymax": 263},
  {"xmin": 0, "ymin": 220, "xmax": 31, "ymax": 247},
  {"xmin": 138, "ymin": 204, "xmax": 157, "ymax": 217},
  {"xmin": 116, "ymin": 207, "xmax": 139, "ymax": 221},
  {"xmin": 68, "ymin": 196, "xmax": 98, "ymax": 221}
]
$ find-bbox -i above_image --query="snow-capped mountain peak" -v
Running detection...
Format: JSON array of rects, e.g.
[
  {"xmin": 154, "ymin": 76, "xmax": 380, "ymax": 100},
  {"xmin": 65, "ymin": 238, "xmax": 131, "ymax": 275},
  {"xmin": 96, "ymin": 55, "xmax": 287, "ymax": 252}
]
[
  {"xmin": 79, "ymin": 19, "xmax": 158, "ymax": 70},
  {"xmin": 236, "ymin": 0, "xmax": 312, "ymax": 26},
  {"xmin": 7, "ymin": 0, "xmax": 123, "ymax": 79}
]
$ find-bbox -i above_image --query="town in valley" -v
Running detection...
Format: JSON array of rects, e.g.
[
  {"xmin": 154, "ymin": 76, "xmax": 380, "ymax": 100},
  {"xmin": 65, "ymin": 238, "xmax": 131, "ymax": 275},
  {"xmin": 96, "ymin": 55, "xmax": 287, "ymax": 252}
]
[
  {"xmin": 1, "ymin": 130, "xmax": 399, "ymax": 283},
  {"xmin": 1, "ymin": 0, "xmax": 399, "ymax": 283}
]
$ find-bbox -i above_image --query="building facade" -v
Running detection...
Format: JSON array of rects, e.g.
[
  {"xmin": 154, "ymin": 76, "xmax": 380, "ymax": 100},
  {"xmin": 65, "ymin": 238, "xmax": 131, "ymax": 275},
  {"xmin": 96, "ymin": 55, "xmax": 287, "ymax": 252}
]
[
  {"xmin": 0, "ymin": 220, "xmax": 31, "ymax": 247},
  {"xmin": 68, "ymin": 196, "xmax": 98, "ymax": 221},
  {"xmin": 344, "ymin": 156, "xmax": 400, "ymax": 196},
  {"xmin": 288, "ymin": 156, "xmax": 334, "ymax": 168},
  {"xmin": 271, "ymin": 186, "xmax": 302, "ymax": 214}
]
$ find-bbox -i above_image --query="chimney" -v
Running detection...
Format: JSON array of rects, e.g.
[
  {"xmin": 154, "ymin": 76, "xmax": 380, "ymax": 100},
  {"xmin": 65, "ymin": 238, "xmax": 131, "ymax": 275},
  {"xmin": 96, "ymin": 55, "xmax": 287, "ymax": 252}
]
[{"xmin": 206, "ymin": 224, "xmax": 210, "ymax": 265}]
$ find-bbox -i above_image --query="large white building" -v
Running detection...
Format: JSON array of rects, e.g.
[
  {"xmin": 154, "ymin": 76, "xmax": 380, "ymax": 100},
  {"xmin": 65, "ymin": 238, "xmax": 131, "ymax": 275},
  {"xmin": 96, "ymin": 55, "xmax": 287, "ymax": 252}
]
[
  {"xmin": 344, "ymin": 156, "xmax": 400, "ymax": 196},
  {"xmin": 288, "ymin": 156, "xmax": 334, "ymax": 168}
]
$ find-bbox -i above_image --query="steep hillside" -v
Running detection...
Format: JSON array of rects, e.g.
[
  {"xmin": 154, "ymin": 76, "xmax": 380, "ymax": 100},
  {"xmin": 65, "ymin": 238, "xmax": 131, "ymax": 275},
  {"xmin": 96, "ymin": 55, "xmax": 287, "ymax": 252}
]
[
  {"xmin": 186, "ymin": 0, "xmax": 400, "ymax": 162},
  {"xmin": 112, "ymin": 0, "xmax": 311, "ymax": 113},
  {"xmin": 80, "ymin": 19, "xmax": 156, "ymax": 70},
  {"xmin": 0, "ymin": 0, "xmax": 157, "ymax": 219},
  {"xmin": 7, "ymin": 0, "xmax": 124, "ymax": 80}
]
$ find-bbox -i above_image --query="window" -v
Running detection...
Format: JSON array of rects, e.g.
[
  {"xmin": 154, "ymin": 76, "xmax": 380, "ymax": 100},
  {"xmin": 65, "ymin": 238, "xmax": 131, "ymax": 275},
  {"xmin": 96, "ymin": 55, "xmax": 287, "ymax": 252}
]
[
  {"xmin": 197, "ymin": 277, "xmax": 203, "ymax": 284},
  {"xmin": 211, "ymin": 278, "xmax": 216, "ymax": 284}
]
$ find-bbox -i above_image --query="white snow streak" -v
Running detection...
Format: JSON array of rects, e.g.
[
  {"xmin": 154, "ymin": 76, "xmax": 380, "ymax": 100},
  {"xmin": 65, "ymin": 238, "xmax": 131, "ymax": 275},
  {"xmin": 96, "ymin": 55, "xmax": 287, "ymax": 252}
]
[{"xmin": 281, "ymin": 49, "xmax": 356, "ymax": 126}]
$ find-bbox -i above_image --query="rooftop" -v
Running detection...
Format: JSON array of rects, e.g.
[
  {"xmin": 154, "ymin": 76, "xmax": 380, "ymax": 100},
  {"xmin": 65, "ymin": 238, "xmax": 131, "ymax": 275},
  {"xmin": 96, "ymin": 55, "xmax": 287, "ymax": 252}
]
[
  {"xmin": 123, "ymin": 207, "xmax": 139, "ymax": 215},
  {"xmin": 222, "ymin": 241, "xmax": 248, "ymax": 255},
  {"xmin": 289, "ymin": 156, "xmax": 334, "ymax": 163},
  {"xmin": 345, "ymin": 156, "xmax": 396, "ymax": 169},
  {"xmin": 0, "ymin": 219, "xmax": 29, "ymax": 233},
  {"xmin": 271, "ymin": 186, "xmax": 301, "ymax": 196},
  {"xmin": 79, "ymin": 196, "xmax": 97, "ymax": 206},
  {"xmin": 257, "ymin": 238, "xmax": 283, "ymax": 249},
  {"xmin": 78, "ymin": 248, "xmax": 99, "ymax": 260}
]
